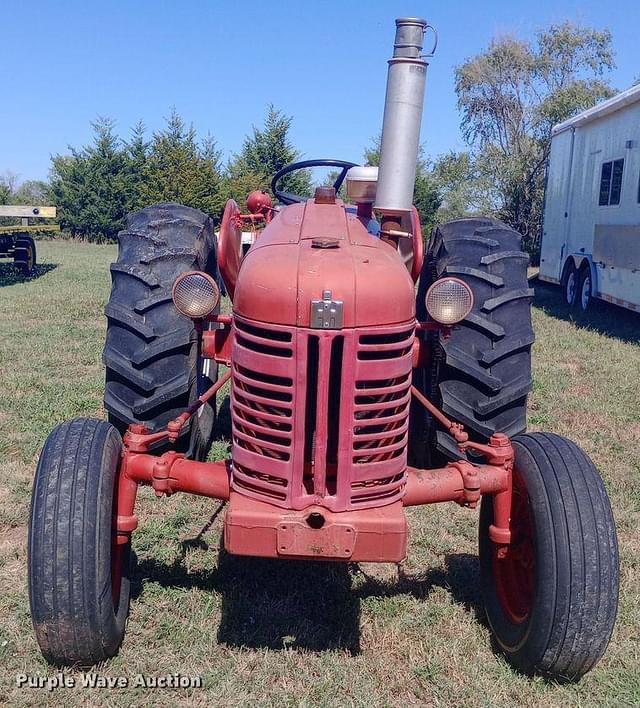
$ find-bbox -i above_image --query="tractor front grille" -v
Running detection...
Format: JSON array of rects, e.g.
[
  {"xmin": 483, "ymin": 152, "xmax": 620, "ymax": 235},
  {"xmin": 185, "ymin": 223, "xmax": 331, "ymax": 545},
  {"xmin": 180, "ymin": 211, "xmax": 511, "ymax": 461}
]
[{"xmin": 230, "ymin": 315, "xmax": 414, "ymax": 512}]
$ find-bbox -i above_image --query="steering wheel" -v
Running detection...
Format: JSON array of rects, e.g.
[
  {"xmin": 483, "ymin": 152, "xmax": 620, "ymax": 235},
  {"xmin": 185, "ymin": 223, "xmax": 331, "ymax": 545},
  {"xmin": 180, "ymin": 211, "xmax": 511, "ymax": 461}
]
[{"xmin": 271, "ymin": 159, "xmax": 358, "ymax": 205}]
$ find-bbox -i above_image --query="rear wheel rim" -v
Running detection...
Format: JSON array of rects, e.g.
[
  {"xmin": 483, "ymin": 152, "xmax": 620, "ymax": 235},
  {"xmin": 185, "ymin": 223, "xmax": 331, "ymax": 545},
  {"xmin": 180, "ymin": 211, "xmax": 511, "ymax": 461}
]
[
  {"xmin": 493, "ymin": 469, "xmax": 535, "ymax": 624},
  {"xmin": 581, "ymin": 275, "xmax": 591, "ymax": 311},
  {"xmin": 566, "ymin": 271, "xmax": 576, "ymax": 304}
]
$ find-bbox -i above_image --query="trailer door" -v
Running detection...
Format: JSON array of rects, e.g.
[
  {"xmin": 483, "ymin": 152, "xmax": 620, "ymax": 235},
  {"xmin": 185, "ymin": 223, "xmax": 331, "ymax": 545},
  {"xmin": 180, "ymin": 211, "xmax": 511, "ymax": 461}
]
[{"xmin": 540, "ymin": 129, "xmax": 575, "ymax": 282}]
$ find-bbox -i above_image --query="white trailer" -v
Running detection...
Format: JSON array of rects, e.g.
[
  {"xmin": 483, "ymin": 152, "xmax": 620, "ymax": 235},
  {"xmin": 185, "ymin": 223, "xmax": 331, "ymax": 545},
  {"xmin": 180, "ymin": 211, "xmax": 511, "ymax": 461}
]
[{"xmin": 539, "ymin": 84, "xmax": 640, "ymax": 312}]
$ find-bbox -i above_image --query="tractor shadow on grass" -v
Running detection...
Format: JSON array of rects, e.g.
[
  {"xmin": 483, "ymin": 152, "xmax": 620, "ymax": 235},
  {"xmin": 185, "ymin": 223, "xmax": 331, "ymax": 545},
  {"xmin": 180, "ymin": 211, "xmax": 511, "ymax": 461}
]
[
  {"xmin": 216, "ymin": 551, "xmax": 362, "ymax": 654},
  {"xmin": 533, "ymin": 280, "xmax": 640, "ymax": 345},
  {"xmin": 0, "ymin": 262, "xmax": 57, "ymax": 287},
  {"xmin": 354, "ymin": 552, "xmax": 486, "ymax": 626},
  {"xmin": 133, "ymin": 532, "xmax": 484, "ymax": 656},
  {"xmin": 131, "ymin": 504, "xmax": 361, "ymax": 654}
]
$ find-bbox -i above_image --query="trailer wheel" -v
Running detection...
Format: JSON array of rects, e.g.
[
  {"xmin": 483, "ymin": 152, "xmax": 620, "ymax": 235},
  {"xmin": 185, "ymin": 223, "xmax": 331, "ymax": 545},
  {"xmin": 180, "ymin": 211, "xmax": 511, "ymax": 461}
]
[
  {"xmin": 28, "ymin": 418, "xmax": 132, "ymax": 666},
  {"xmin": 577, "ymin": 266, "xmax": 592, "ymax": 312},
  {"xmin": 102, "ymin": 203, "xmax": 218, "ymax": 461},
  {"xmin": 479, "ymin": 433, "xmax": 619, "ymax": 680},
  {"xmin": 412, "ymin": 218, "xmax": 534, "ymax": 463},
  {"xmin": 563, "ymin": 262, "xmax": 578, "ymax": 307},
  {"xmin": 14, "ymin": 235, "xmax": 36, "ymax": 275}
]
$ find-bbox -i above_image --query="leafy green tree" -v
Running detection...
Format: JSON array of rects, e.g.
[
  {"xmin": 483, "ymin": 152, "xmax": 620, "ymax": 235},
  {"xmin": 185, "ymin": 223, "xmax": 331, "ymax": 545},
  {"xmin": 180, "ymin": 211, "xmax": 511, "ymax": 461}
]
[
  {"xmin": 11, "ymin": 179, "xmax": 51, "ymax": 205},
  {"xmin": 225, "ymin": 105, "xmax": 312, "ymax": 203},
  {"xmin": 455, "ymin": 21, "xmax": 615, "ymax": 256},
  {"xmin": 431, "ymin": 151, "xmax": 495, "ymax": 223},
  {"xmin": 363, "ymin": 135, "xmax": 441, "ymax": 231},
  {"xmin": 0, "ymin": 179, "xmax": 10, "ymax": 204}
]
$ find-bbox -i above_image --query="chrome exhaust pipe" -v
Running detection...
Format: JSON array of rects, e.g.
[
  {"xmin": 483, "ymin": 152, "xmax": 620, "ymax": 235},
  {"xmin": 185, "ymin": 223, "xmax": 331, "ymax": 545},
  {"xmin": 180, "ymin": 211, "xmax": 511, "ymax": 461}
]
[{"xmin": 374, "ymin": 17, "xmax": 432, "ymax": 218}]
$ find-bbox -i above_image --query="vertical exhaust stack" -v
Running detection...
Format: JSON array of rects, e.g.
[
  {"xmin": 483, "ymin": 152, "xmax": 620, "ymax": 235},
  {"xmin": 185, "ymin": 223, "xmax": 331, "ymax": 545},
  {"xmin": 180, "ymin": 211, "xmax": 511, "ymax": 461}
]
[{"xmin": 374, "ymin": 17, "xmax": 430, "ymax": 225}]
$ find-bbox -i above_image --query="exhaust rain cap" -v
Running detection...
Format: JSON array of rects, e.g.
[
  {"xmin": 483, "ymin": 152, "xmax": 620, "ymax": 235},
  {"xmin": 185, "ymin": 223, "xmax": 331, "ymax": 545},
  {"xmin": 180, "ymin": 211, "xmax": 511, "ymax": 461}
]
[{"xmin": 374, "ymin": 17, "xmax": 436, "ymax": 217}]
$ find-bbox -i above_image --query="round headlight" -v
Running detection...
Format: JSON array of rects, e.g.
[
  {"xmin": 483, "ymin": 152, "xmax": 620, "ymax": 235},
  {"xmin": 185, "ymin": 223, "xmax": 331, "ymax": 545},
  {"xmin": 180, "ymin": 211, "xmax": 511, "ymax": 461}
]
[
  {"xmin": 425, "ymin": 277, "xmax": 474, "ymax": 325},
  {"xmin": 172, "ymin": 271, "xmax": 220, "ymax": 318}
]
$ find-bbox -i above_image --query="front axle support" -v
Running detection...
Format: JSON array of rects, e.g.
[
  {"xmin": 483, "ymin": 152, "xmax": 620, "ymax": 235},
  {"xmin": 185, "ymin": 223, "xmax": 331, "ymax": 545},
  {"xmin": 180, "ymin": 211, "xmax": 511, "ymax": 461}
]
[{"xmin": 113, "ymin": 370, "xmax": 514, "ymax": 561}]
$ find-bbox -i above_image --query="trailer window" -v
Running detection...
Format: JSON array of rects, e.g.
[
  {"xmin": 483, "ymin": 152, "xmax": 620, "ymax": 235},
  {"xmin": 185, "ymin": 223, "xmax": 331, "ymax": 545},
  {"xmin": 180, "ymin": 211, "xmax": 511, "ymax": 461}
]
[{"xmin": 599, "ymin": 159, "xmax": 624, "ymax": 206}]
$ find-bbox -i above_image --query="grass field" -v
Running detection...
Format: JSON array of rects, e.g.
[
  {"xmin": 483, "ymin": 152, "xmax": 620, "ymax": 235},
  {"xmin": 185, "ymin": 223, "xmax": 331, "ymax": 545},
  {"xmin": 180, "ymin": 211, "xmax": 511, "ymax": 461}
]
[{"xmin": 0, "ymin": 240, "xmax": 638, "ymax": 707}]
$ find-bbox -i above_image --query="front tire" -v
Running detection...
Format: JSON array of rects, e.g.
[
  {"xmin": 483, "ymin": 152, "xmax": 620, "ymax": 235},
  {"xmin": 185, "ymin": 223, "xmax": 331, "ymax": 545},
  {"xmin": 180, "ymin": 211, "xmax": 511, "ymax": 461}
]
[
  {"xmin": 479, "ymin": 433, "xmax": 619, "ymax": 680},
  {"xmin": 28, "ymin": 418, "xmax": 132, "ymax": 666}
]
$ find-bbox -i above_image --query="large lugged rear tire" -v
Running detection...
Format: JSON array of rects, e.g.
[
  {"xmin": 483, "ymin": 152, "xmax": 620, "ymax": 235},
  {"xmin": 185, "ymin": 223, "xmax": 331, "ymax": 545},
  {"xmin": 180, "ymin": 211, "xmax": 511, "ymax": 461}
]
[
  {"xmin": 414, "ymin": 218, "xmax": 534, "ymax": 460},
  {"xmin": 479, "ymin": 433, "xmax": 619, "ymax": 680},
  {"xmin": 28, "ymin": 418, "xmax": 132, "ymax": 666},
  {"xmin": 103, "ymin": 203, "xmax": 218, "ymax": 461}
]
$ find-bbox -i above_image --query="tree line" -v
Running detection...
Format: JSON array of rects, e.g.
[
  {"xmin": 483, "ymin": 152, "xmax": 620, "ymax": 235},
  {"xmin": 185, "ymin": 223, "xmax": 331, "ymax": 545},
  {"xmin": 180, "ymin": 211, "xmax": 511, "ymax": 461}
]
[{"xmin": 0, "ymin": 21, "xmax": 617, "ymax": 258}]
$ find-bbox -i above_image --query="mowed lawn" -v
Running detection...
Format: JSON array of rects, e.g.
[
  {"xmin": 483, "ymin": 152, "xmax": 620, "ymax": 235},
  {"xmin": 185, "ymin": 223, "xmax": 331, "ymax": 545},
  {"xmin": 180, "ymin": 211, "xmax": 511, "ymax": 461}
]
[{"xmin": 0, "ymin": 240, "xmax": 638, "ymax": 707}]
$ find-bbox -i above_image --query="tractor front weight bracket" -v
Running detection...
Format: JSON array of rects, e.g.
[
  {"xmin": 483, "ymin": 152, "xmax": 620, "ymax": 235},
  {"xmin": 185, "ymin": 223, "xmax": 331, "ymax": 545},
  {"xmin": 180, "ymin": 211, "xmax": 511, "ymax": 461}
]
[
  {"xmin": 113, "ymin": 362, "xmax": 514, "ymax": 558},
  {"xmin": 409, "ymin": 387, "xmax": 515, "ymax": 550},
  {"xmin": 114, "ymin": 426, "xmax": 231, "ymax": 546}
]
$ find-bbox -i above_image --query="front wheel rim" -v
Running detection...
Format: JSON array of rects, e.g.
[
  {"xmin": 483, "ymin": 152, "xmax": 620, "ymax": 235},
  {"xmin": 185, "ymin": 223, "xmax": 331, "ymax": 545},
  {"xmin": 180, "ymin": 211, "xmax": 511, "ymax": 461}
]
[{"xmin": 493, "ymin": 469, "xmax": 535, "ymax": 624}]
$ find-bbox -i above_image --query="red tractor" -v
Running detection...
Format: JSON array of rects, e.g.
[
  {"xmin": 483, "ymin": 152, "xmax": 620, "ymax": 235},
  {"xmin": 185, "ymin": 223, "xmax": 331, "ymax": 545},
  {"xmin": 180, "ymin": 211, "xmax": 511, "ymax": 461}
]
[{"xmin": 28, "ymin": 18, "xmax": 618, "ymax": 679}]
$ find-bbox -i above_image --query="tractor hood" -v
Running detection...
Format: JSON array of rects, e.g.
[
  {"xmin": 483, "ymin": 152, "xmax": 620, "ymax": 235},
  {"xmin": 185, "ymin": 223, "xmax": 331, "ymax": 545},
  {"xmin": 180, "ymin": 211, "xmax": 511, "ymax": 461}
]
[{"xmin": 232, "ymin": 198, "xmax": 416, "ymax": 328}]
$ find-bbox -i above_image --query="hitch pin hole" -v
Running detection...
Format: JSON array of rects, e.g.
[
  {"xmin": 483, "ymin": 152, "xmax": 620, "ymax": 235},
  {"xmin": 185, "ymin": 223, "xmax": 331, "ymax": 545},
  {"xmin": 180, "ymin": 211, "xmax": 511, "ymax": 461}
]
[{"xmin": 307, "ymin": 512, "xmax": 325, "ymax": 529}]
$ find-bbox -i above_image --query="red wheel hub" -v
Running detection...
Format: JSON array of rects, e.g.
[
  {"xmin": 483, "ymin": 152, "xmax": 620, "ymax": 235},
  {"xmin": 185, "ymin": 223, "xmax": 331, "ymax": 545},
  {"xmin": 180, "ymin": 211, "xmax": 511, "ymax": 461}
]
[
  {"xmin": 111, "ymin": 539, "xmax": 123, "ymax": 606},
  {"xmin": 111, "ymin": 471, "xmax": 124, "ymax": 608},
  {"xmin": 493, "ymin": 469, "xmax": 535, "ymax": 623}
]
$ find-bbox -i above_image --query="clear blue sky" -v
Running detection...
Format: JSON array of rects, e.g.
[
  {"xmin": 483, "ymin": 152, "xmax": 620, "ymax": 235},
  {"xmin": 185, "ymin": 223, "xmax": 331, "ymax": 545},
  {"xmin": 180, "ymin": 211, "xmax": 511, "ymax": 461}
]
[{"xmin": 2, "ymin": 0, "xmax": 638, "ymax": 183}]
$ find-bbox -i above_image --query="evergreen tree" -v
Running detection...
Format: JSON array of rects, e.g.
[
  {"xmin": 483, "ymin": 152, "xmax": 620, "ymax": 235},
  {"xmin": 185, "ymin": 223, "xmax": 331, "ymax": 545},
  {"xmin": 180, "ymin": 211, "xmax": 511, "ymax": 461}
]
[
  {"xmin": 50, "ymin": 117, "xmax": 130, "ymax": 241},
  {"xmin": 124, "ymin": 121, "xmax": 149, "ymax": 212},
  {"xmin": 141, "ymin": 110, "xmax": 225, "ymax": 219},
  {"xmin": 226, "ymin": 105, "xmax": 312, "ymax": 203}
]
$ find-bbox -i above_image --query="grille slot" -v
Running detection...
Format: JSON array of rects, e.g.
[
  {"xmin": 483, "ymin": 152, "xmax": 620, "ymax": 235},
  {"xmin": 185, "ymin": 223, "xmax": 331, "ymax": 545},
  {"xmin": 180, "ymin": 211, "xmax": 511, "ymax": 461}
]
[
  {"xmin": 236, "ymin": 334, "xmax": 292, "ymax": 358},
  {"xmin": 235, "ymin": 319, "xmax": 292, "ymax": 342},
  {"xmin": 303, "ymin": 336, "xmax": 319, "ymax": 467},
  {"xmin": 326, "ymin": 336, "xmax": 344, "ymax": 466},
  {"xmin": 233, "ymin": 463, "xmax": 287, "ymax": 501},
  {"xmin": 357, "ymin": 328, "xmax": 414, "ymax": 360}
]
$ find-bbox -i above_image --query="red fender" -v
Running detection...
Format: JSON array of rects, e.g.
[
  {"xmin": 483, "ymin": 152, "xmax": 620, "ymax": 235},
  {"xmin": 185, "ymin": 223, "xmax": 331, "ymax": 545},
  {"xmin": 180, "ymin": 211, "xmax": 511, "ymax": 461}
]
[
  {"xmin": 396, "ymin": 206, "xmax": 424, "ymax": 283},
  {"xmin": 218, "ymin": 199, "xmax": 242, "ymax": 300},
  {"xmin": 410, "ymin": 206, "xmax": 424, "ymax": 282}
]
